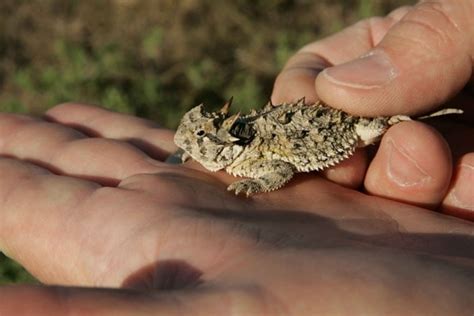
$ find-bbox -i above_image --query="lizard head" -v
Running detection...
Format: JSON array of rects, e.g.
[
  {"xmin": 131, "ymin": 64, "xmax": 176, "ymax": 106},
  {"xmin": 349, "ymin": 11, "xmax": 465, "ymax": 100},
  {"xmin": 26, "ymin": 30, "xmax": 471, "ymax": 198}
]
[{"xmin": 174, "ymin": 100, "xmax": 247, "ymax": 171}]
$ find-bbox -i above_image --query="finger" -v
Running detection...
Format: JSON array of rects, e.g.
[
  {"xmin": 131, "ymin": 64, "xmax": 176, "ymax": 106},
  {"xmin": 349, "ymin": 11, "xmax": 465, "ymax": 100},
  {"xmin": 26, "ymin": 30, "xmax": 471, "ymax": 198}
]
[
  {"xmin": 316, "ymin": 1, "xmax": 473, "ymax": 116},
  {"xmin": 0, "ymin": 157, "xmax": 244, "ymax": 287},
  {"xmin": 0, "ymin": 158, "xmax": 193, "ymax": 286},
  {"xmin": 45, "ymin": 103, "xmax": 177, "ymax": 160},
  {"xmin": 0, "ymin": 113, "xmax": 164, "ymax": 184},
  {"xmin": 442, "ymin": 153, "xmax": 474, "ymax": 221},
  {"xmin": 0, "ymin": 158, "xmax": 102, "ymax": 284},
  {"xmin": 271, "ymin": 6, "xmax": 410, "ymax": 104},
  {"xmin": 320, "ymin": 149, "xmax": 368, "ymax": 189},
  {"xmin": 271, "ymin": 52, "xmax": 328, "ymax": 104},
  {"xmin": 364, "ymin": 121, "xmax": 452, "ymax": 208},
  {"xmin": 0, "ymin": 285, "xmax": 269, "ymax": 316}
]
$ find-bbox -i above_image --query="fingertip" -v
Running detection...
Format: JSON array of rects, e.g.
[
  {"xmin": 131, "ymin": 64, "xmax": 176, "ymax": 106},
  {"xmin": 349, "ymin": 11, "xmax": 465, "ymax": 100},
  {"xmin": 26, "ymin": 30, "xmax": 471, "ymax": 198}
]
[
  {"xmin": 272, "ymin": 68, "xmax": 319, "ymax": 104},
  {"xmin": 271, "ymin": 52, "xmax": 329, "ymax": 104},
  {"xmin": 442, "ymin": 153, "xmax": 474, "ymax": 221},
  {"xmin": 364, "ymin": 121, "xmax": 452, "ymax": 208}
]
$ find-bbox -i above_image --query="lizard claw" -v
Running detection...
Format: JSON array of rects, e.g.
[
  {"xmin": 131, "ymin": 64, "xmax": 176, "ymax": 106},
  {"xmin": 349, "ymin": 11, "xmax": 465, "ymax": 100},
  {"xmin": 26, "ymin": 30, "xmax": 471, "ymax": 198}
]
[{"xmin": 227, "ymin": 179, "xmax": 263, "ymax": 196}]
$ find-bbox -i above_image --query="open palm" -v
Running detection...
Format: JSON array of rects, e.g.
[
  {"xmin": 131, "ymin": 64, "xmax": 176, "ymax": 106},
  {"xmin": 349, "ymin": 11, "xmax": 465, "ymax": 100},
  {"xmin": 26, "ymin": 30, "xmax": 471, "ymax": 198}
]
[{"xmin": 0, "ymin": 104, "xmax": 472, "ymax": 315}]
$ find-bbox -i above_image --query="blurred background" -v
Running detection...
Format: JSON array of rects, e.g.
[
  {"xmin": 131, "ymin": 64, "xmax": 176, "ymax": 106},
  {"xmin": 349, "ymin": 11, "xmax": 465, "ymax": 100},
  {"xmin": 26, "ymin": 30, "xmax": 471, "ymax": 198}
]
[{"xmin": 0, "ymin": 0, "xmax": 412, "ymax": 284}]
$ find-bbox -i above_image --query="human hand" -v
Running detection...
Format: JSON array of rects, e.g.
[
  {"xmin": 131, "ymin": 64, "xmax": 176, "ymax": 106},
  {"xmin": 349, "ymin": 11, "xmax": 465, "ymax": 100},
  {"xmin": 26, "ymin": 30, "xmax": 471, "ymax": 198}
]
[
  {"xmin": 0, "ymin": 104, "xmax": 472, "ymax": 315},
  {"xmin": 272, "ymin": 0, "xmax": 474, "ymax": 220}
]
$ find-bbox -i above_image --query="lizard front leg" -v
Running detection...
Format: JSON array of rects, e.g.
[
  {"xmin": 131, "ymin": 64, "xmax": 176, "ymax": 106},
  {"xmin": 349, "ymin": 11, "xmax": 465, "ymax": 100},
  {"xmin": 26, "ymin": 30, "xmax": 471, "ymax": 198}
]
[{"xmin": 226, "ymin": 160, "xmax": 295, "ymax": 196}]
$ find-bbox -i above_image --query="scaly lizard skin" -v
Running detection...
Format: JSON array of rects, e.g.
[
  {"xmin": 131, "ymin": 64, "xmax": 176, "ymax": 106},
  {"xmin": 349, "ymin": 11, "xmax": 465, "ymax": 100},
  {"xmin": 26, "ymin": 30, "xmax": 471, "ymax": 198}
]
[{"xmin": 173, "ymin": 98, "xmax": 462, "ymax": 196}]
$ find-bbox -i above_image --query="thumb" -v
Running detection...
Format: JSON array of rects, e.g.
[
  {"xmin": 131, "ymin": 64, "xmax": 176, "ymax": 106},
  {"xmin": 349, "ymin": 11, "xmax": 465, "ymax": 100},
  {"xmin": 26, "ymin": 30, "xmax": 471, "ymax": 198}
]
[{"xmin": 316, "ymin": 1, "xmax": 473, "ymax": 116}]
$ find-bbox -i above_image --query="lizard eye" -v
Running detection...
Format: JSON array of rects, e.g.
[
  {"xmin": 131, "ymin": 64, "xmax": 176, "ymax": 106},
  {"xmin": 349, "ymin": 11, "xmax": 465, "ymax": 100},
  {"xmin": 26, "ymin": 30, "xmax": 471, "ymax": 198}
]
[{"xmin": 195, "ymin": 130, "xmax": 205, "ymax": 137}]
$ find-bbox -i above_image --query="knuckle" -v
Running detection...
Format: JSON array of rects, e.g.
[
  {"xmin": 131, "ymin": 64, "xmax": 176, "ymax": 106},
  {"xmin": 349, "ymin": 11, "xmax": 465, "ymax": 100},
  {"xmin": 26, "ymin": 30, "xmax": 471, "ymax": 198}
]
[
  {"xmin": 363, "ymin": 16, "xmax": 393, "ymax": 46},
  {"xmin": 404, "ymin": 1, "xmax": 464, "ymax": 48},
  {"xmin": 380, "ymin": 0, "xmax": 471, "ymax": 62},
  {"xmin": 387, "ymin": 5, "xmax": 413, "ymax": 21},
  {"xmin": 417, "ymin": 1, "xmax": 460, "ymax": 30}
]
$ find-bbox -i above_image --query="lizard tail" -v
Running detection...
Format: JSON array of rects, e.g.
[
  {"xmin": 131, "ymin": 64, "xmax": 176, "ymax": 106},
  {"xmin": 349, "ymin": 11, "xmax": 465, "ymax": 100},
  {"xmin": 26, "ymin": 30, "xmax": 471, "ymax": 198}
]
[
  {"xmin": 417, "ymin": 108, "xmax": 463, "ymax": 120},
  {"xmin": 388, "ymin": 108, "xmax": 463, "ymax": 126}
]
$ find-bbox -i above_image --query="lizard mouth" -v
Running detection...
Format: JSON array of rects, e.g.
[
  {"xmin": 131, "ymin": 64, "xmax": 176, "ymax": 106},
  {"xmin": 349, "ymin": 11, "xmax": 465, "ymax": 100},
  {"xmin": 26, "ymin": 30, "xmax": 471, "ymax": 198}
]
[{"xmin": 165, "ymin": 148, "xmax": 187, "ymax": 164}]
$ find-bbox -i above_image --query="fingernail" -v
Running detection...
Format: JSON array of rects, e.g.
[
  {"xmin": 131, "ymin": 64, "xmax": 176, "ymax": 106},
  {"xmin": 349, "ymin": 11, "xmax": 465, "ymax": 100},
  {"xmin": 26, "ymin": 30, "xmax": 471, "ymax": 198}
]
[
  {"xmin": 322, "ymin": 49, "xmax": 399, "ymax": 88},
  {"xmin": 386, "ymin": 139, "xmax": 431, "ymax": 187},
  {"xmin": 448, "ymin": 164, "xmax": 474, "ymax": 210}
]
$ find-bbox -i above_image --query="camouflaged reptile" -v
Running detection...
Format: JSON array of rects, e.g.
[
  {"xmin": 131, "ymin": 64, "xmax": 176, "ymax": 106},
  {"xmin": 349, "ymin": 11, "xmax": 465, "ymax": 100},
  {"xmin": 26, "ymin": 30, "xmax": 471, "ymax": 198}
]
[{"xmin": 173, "ymin": 98, "xmax": 461, "ymax": 196}]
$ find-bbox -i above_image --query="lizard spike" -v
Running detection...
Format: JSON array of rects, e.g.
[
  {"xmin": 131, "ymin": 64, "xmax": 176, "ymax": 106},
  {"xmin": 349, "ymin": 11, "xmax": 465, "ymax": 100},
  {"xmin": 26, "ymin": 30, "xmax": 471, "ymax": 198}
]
[
  {"xmin": 222, "ymin": 112, "xmax": 241, "ymax": 130},
  {"xmin": 296, "ymin": 97, "xmax": 306, "ymax": 106},
  {"xmin": 228, "ymin": 112, "xmax": 240, "ymax": 124},
  {"xmin": 219, "ymin": 97, "xmax": 233, "ymax": 115},
  {"xmin": 264, "ymin": 99, "xmax": 275, "ymax": 110}
]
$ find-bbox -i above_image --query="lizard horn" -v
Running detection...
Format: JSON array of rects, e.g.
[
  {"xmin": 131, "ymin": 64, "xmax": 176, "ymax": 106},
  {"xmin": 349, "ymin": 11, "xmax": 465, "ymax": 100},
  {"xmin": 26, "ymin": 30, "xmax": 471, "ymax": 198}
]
[
  {"xmin": 219, "ymin": 96, "xmax": 233, "ymax": 115},
  {"xmin": 228, "ymin": 112, "xmax": 240, "ymax": 124},
  {"xmin": 222, "ymin": 112, "xmax": 240, "ymax": 129}
]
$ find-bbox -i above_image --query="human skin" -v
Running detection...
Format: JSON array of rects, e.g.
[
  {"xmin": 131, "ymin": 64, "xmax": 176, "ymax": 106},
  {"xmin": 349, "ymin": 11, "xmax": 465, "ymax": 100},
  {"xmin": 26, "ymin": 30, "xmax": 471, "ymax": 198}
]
[
  {"xmin": 0, "ymin": 103, "xmax": 472, "ymax": 315},
  {"xmin": 0, "ymin": 0, "xmax": 473, "ymax": 315},
  {"xmin": 272, "ymin": 0, "xmax": 474, "ymax": 219}
]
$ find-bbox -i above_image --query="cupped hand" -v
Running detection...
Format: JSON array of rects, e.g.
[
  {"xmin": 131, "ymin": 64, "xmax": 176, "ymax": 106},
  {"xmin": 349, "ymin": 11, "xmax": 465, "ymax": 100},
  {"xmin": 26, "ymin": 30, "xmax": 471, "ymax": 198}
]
[
  {"xmin": 272, "ymin": 0, "xmax": 474, "ymax": 219},
  {"xmin": 0, "ymin": 104, "xmax": 472, "ymax": 315}
]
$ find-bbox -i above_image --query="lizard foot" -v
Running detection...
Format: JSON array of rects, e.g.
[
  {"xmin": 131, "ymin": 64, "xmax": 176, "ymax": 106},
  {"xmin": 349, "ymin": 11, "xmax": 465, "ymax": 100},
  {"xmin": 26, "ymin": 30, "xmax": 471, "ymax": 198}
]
[{"xmin": 227, "ymin": 179, "xmax": 264, "ymax": 196}]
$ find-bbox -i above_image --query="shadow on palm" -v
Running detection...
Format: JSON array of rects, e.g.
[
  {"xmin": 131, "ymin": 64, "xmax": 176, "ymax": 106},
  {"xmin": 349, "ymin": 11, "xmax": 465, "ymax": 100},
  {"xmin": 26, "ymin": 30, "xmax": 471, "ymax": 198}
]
[{"xmin": 115, "ymin": 160, "xmax": 473, "ymax": 290}]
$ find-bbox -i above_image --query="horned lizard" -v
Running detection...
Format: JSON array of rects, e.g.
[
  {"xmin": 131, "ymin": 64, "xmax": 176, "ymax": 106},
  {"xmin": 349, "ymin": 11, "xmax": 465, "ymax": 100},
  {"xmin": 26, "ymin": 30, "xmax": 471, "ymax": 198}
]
[{"xmin": 173, "ymin": 98, "xmax": 462, "ymax": 196}]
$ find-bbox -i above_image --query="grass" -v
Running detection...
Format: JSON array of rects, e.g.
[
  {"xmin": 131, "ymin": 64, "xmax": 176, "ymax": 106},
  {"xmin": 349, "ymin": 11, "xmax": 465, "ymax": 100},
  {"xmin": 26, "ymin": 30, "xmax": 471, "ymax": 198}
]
[
  {"xmin": 0, "ymin": 253, "xmax": 37, "ymax": 284},
  {"xmin": 0, "ymin": 0, "xmax": 413, "ymax": 285}
]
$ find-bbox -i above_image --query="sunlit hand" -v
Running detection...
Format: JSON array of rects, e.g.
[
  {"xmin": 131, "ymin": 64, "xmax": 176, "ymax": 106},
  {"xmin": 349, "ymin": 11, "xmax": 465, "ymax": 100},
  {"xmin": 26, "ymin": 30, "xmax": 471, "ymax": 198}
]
[
  {"xmin": 0, "ymin": 104, "xmax": 472, "ymax": 315},
  {"xmin": 272, "ymin": 0, "xmax": 473, "ymax": 219}
]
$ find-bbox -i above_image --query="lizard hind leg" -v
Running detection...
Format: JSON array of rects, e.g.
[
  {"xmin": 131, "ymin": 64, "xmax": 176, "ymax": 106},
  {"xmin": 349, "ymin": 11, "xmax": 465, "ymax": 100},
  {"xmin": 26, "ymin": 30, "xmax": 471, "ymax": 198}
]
[{"xmin": 227, "ymin": 161, "xmax": 295, "ymax": 196}]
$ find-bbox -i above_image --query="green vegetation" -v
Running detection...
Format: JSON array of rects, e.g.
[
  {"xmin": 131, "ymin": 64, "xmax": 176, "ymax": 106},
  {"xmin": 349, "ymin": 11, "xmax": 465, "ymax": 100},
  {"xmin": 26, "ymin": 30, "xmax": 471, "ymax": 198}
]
[
  {"xmin": 0, "ymin": 0, "xmax": 412, "ymax": 284},
  {"xmin": 0, "ymin": 253, "xmax": 37, "ymax": 284}
]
